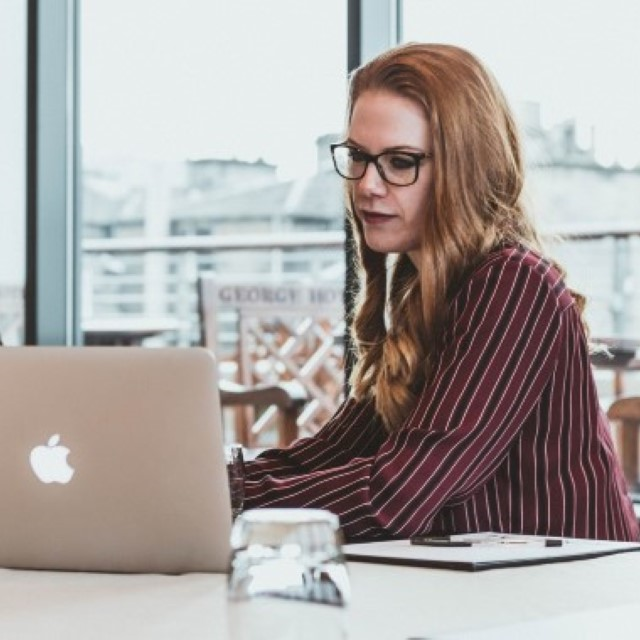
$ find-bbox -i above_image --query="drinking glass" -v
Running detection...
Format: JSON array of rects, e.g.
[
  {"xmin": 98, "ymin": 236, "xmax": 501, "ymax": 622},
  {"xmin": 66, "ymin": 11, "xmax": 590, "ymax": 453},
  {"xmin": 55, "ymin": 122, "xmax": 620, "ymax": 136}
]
[
  {"xmin": 224, "ymin": 444, "xmax": 245, "ymax": 520},
  {"xmin": 227, "ymin": 508, "xmax": 350, "ymax": 639}
]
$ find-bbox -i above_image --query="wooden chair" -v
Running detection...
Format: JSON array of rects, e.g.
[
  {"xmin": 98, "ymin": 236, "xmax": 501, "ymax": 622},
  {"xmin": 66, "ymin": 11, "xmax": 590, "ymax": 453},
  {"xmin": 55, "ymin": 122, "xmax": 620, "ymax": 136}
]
[
  {"xmin": 197, "ymin": 274, "xmax": 345, "ymax": 448},
  {"xmin": 216, "ymin": 379, "xmax": 307, "ymax": 448},
  {"xmin": 591, "ymin": 340, "xmax": 640, "ymax": 399},
  {"xmin": 607, "ymin": 396, "xmax": 640, "ymax": 492},
  {"xmin": 197, "ymin": 277, "xmax": 308, "ymax": 448}
]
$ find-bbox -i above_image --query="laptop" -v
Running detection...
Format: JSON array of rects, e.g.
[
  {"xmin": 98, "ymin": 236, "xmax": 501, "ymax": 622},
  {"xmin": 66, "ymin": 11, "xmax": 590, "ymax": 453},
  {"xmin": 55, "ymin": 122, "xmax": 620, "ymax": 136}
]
[{"xmin": 0, "ymin": 346, "xmax": 232, "ymax": 574}]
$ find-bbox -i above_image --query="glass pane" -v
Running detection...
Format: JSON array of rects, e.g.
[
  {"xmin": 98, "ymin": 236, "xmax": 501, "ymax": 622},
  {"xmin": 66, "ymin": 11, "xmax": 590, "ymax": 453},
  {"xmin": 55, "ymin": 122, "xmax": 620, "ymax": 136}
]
[
  {"xmin": 402, "ymin": 0, "xmax": 640, "ymax": 399},
  {"xmin": 0, "ymin": 0, "xmax": 27, "ymax": 345},
  {"xmin": 80, "ymin": 0, "xmax": 348, "ymax": 441}
]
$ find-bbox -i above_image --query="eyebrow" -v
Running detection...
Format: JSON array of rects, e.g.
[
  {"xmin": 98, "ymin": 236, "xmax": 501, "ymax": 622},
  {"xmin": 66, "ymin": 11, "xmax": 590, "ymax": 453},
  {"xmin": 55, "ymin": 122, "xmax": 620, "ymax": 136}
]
[{"xmin": 345, "ymin": 137, "xmax": 426, "ymax": 154}]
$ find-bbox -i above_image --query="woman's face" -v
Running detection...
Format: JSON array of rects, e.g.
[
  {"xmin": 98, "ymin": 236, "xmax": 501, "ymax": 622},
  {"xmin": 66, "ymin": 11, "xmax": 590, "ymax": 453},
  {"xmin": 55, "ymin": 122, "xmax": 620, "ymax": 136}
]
[{"xmin": 347, "ymin": 89, "xmax": 433, "ymax": 265}]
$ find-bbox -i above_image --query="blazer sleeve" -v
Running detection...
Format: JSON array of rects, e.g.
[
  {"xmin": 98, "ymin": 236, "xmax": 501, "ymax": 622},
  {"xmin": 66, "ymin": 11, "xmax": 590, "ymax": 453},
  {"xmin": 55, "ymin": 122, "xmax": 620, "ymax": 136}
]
[
  {"xmin": 243, "ymin": 397, "xmax": 386, "ymax": 479},
  {"xmin": 244, "ymin": 254, "xmax": 566, "ymax": 540}
]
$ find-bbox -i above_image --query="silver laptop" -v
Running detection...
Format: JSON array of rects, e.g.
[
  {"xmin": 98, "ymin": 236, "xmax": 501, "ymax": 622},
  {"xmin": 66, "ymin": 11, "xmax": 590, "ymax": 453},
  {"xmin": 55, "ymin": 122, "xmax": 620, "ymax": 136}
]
[{"xmin": 0, "ymin": 346, "xmax": 232, "ymax": 574}]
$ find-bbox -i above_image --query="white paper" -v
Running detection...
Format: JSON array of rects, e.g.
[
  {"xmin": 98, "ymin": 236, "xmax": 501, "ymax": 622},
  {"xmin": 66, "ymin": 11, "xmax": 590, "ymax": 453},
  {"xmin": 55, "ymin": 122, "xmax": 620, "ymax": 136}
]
[{"xmin": 343, "ymin": 532, "xmax": 640, "ymax": 571}]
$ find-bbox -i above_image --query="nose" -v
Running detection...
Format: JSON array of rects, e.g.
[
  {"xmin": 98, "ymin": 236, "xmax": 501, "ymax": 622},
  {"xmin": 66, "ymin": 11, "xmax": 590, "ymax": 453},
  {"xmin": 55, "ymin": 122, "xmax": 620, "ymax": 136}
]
[{"xmin": 356, "ymin": 161, "xmax": 388, "ymax": 197}]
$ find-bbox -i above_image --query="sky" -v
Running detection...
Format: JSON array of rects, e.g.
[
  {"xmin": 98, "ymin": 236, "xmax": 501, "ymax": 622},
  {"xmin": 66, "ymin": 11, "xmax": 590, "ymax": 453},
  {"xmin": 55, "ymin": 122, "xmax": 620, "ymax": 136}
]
[
  {"xmin": 77, "ymin": 0, "xmax": 640, "ymax": 172},
  {"xmin": 403, "ymin": 0, "xmax": 640, "ymax": 168},
  {"xmin": 80, "ymin": 0, "xmax": 348, "ymax": 178}
]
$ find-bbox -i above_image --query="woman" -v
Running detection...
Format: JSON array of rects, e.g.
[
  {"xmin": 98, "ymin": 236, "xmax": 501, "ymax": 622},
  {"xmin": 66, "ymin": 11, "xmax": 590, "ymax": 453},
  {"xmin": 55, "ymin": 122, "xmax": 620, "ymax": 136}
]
[{"xmin": 243, "ymin": 43, "xmax": 638, "ymax": 542}]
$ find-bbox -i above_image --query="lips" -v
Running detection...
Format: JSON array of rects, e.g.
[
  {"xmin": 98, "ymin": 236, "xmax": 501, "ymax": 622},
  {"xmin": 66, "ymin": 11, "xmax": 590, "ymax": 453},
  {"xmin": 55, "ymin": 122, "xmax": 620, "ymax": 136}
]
[{"xmin": 361, "ymin": 210, "xmax": 396, "ymax": 224}]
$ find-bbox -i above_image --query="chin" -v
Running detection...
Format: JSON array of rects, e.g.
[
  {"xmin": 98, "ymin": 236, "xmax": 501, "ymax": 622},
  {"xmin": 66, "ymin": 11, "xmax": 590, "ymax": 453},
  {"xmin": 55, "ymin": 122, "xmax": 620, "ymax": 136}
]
[
  {"xmin": 363, "ymin": 235, "xmax": 415, "ymax": 256},
  {"xmin": 363, "ymin": 240, "xmax": 394, "ymax": 254}
]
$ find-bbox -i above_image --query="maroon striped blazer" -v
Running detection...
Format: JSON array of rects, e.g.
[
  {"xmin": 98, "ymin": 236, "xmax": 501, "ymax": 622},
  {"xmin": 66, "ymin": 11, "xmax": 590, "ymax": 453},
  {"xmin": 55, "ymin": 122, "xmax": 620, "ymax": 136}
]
[{"xmin": 244, "ymin": 246, "xmax": 639, "ymax": 542}]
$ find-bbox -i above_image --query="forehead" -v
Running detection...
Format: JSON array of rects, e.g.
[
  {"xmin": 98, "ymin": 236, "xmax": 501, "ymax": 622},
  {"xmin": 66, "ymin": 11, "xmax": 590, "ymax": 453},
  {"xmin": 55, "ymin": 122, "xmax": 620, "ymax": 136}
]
[{"xmin": 348, "ymin": 90, "xmax": 429, "ymax": 150}]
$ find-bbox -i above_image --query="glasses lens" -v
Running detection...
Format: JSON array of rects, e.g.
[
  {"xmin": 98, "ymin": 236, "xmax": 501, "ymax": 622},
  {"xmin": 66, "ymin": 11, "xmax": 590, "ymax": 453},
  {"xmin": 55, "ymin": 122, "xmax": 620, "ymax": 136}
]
[
  {"xmin": 332, "ymin": 146, "xmax": 423, "ymax": 186},
  {"xmin": 378, "ymin": 152, "xmax": 419, "ymax": 186},
  {"xmin": 332, "ymin": 146, "xmax": 366, "ymax": 180}
]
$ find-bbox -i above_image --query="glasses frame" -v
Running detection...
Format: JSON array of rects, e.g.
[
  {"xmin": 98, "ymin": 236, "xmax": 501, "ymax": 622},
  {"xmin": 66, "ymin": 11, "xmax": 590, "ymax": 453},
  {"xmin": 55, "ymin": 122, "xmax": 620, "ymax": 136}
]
[{"xmin": 330, "ymin": 142, "xmax": 430, "ymax": 187}]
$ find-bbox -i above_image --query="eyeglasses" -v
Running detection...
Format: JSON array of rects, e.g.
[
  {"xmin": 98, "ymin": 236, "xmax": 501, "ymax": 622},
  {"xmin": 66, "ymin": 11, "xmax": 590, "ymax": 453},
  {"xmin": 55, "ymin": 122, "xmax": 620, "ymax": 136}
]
[{"xmin": 330, "ymin": 142, "xmax": 431, "ymax": 187}]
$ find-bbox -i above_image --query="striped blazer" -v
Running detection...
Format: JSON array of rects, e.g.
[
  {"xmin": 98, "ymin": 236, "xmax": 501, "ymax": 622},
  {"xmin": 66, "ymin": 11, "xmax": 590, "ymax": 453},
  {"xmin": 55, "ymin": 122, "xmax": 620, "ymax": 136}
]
[{"xmin": 244, "ymin": 246, "xmax": 639, "ymax": 542}]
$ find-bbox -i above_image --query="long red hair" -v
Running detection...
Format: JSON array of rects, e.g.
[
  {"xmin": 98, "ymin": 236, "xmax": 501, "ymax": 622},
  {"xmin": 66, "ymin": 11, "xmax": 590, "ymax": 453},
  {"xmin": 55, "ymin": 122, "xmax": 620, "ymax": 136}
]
[{"xmin": 346, "ymin": 43, "xmax": 585, "ymax": 430}]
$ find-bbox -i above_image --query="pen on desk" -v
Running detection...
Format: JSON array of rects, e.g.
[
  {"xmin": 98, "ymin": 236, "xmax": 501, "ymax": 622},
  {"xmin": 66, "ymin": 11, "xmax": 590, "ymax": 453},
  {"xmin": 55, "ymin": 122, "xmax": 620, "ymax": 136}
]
[{"xmin": 410, "ymin": 536, "xmax": 472, "ymax": 548}]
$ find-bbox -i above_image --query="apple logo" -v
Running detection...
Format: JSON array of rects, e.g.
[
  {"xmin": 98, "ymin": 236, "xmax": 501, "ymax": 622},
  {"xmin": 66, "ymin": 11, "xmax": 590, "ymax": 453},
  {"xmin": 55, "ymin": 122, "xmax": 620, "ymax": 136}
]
[{"xmin": 29, "ymin": 434, "xmax": 75, "ymax": 484}]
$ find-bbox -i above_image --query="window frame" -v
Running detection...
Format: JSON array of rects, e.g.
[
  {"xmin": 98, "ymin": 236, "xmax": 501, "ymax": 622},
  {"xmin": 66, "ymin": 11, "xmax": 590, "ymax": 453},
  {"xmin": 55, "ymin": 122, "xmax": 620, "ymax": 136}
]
[{"xmin": 26, "ymin": 0, "xmax": 80, "ymax": 345}]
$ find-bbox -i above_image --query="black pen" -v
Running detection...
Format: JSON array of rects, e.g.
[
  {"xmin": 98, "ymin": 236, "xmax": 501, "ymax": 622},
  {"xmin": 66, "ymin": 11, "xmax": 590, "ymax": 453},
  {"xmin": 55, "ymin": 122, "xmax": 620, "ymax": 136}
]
[{"xmin": 410, "ymin": 536, "xmax": 472, "ymax": 548}]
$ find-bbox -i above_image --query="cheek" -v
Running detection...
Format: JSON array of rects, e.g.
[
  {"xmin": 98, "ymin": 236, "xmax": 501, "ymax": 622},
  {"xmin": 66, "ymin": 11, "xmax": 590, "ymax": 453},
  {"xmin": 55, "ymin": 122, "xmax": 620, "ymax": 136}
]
[
  {"xmin": 409, "ymin": 176, "xmax": 432, "ymax": 222},
  {"xmin": 404, "ymin": 188, "xmax": 429, "ymax": 224}
]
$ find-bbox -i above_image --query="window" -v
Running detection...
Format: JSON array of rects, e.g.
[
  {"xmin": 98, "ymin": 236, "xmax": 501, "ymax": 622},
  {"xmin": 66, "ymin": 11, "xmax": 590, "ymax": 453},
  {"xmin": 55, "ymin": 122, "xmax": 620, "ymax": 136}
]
[
  {"xmin": 80, "ymin": 0, "xmax": 347, "ymax": 346},
  {"xmin": 0, "ymin": 0, "xmax": 27, "ymax": 345}
]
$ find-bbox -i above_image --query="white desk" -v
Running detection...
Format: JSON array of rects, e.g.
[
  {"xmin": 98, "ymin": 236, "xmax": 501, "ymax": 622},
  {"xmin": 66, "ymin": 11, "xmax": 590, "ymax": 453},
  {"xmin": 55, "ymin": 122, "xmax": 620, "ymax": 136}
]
[{"xmin": 2, "ymin": 553, "xmax": 640, "ymax": 639}]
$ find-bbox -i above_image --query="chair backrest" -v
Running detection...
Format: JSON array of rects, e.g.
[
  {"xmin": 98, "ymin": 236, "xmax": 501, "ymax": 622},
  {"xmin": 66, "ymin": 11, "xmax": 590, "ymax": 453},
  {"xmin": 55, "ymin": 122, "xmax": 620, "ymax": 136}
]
[
  {"xmin": 608, "ymin": 397, "xmax": 640, "ymax": 422},
  {"xmin": 607, "ymin": 396, "xmax": 640, "ymax": 492},
  {"xmin": 198, "ymin": 274, "xmax": 345, "ymax": 436}
]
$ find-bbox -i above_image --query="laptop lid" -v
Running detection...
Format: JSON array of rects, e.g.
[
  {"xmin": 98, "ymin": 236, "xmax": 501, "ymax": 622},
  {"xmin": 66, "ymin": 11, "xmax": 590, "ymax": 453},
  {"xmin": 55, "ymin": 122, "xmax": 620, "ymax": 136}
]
[{"xmin": 0, "ymin": 346, "xmax": 232, "ymax": 574}]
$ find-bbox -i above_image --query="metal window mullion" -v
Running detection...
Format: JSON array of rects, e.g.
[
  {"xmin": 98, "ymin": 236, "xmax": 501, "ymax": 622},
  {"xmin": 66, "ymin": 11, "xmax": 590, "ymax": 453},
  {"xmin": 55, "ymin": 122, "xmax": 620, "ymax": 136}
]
[
  {"xmin": 356, "ymin": 0, "xmax": 401, "ymax": 68},
  {"xmin": 26, "ymin": 0, "xmax": 79, "ymax": 345}
]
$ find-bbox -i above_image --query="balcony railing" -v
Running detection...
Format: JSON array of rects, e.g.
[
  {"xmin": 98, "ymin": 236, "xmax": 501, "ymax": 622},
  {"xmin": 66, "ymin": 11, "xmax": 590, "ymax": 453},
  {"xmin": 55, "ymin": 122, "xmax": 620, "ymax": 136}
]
[
  {"xmin": 81, "ymin": 226, "xmax": 640, "ymax": 406},
  {"xmin": 81, "ymin": 224, "xmax": 640, "ymax": 341}
]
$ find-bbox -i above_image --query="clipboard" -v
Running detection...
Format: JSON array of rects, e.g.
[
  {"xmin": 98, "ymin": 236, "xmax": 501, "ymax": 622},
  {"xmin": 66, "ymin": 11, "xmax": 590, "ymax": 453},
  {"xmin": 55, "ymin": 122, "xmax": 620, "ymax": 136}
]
[{"xmin": 343, "ymin": 532, "xmax": 640, "ymax": 572}]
